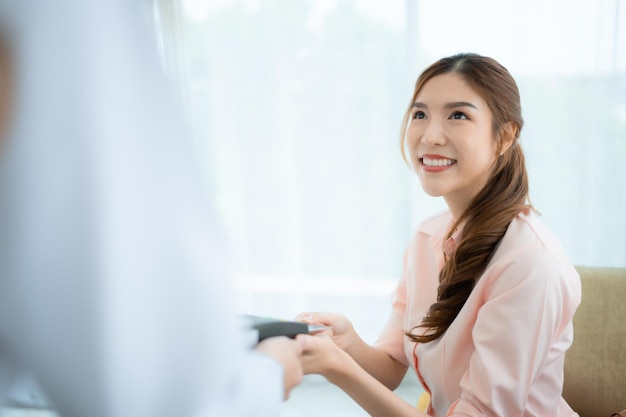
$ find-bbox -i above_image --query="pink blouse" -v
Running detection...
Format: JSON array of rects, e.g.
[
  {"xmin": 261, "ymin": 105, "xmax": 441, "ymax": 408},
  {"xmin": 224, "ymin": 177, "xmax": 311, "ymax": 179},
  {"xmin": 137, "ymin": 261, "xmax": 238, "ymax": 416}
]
[{"xmin": 375, "ymin": 210, "xmax": 581, "ymax": 416}]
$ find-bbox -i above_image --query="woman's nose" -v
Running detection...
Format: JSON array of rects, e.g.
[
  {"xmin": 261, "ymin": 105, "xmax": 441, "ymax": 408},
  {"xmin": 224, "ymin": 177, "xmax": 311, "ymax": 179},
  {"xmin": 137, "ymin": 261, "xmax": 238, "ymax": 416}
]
[{"xmin": 421, "ymin": 121, "xmax": 446, "ymax": 146}]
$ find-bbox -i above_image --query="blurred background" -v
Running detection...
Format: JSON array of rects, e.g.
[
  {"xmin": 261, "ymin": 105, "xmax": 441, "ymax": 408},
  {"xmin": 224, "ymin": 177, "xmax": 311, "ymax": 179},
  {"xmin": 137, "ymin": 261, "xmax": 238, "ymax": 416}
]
[{"xmin": 154, "ymin": 0, "xmax": 626, "ymax": 344}]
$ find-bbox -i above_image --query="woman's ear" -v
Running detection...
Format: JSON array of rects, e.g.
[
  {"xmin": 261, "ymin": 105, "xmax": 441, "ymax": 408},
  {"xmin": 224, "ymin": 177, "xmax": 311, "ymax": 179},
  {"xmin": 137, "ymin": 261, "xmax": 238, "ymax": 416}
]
[{"xmin": 498, "ymin": 122, "xmax": 516, "ymax": 156}]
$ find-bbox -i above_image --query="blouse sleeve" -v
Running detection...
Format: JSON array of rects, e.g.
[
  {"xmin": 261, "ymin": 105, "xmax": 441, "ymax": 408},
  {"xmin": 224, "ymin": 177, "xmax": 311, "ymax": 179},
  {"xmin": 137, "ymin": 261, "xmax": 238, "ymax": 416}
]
[{"xmin": 449, "ymin": 249, "xmax": 581, "ymax": 417}]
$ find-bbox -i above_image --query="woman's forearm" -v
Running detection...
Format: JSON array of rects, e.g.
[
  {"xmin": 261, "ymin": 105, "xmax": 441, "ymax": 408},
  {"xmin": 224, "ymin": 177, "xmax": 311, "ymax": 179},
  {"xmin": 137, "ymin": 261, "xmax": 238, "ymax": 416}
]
[
  {"xmin": 326, "ymin": 357, "xmax": 426, "ymax": 417},
  {"xmin": 298, "ymin": 334, "xmax": 417, "ymax": 416},
  {"xmin": 345, "ymin": 332, "xmax": 408, "ymax": 390}
]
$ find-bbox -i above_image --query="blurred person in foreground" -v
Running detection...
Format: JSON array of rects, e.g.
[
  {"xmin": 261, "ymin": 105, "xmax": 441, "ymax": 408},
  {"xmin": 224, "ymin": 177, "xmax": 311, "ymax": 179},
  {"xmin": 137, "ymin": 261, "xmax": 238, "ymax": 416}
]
[{"xmin": 0, "ymin": 1, "xmax": 302, "ymax": 417}]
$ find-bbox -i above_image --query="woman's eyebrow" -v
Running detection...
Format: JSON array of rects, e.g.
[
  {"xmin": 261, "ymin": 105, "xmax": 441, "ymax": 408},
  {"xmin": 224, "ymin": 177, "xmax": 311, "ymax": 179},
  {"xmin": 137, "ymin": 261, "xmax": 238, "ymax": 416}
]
[
  {"xmin": 444, "ymin": 101, "xmax": 478, "ymax": 110},
  {"xmin": 412, "ymin": 101, "xmax": 478, "ymax": 110}
]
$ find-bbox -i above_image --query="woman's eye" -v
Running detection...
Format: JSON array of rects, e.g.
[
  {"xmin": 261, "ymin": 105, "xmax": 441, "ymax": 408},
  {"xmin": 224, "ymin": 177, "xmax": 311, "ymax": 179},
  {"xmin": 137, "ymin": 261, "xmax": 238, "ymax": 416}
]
[
  {"xmin": 450, "ymin": 111, "xmax": 467, "ymax": 120},
  {"xmin": 413, "ymin": 111, "xmax": 426, "ymax": 120}
]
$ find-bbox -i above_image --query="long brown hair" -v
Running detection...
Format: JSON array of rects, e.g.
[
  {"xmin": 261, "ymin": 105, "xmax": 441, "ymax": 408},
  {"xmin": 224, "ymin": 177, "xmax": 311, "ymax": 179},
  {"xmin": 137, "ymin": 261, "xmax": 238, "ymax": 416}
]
[{"xmin": 402, "ymin": 53, "xmax": 532, "ymax": 343}]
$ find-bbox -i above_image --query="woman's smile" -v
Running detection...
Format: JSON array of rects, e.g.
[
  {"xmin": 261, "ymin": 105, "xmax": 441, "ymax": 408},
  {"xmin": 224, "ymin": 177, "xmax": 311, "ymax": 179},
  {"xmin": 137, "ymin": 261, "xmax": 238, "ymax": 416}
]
[{"xmin": 420, "ymin": 154, "xmax": 457, "ymax": 172}]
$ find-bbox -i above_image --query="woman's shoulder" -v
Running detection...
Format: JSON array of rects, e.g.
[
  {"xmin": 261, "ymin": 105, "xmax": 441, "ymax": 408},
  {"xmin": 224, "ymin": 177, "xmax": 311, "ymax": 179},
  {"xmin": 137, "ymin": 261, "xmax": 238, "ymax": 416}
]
[
  {"xmin": 488, "ymin": 210, "xmax": 580, "ymax": 292},
  {"xmin": 505, "ymin": 210, "xmax": 564, "ymax": 254}
]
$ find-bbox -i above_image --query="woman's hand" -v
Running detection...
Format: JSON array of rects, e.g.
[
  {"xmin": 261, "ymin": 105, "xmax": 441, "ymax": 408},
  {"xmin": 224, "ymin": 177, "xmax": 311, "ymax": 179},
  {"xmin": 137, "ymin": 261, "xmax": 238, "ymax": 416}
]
[
  {"xmin": 295, "ymin": 312, "xmax": 357, "ymax": 353},
  {"xmin": 296, "ymin": 333, "xmax": 353, "ymax": 380},
  {"xmin": 296, "ymin": 334, "xmax": 422, "ymax": 417},
  {"xmin": 296, "ymin": 311, "xmax": 409, "ymax": 390}
]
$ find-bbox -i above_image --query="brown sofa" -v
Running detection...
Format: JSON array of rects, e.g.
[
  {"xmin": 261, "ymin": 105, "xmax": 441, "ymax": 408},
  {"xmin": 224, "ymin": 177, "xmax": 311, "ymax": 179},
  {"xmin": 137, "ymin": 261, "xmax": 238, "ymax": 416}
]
[{"xmin": 563, "ymin": 266, "xmax": 626, "ymax": 417}]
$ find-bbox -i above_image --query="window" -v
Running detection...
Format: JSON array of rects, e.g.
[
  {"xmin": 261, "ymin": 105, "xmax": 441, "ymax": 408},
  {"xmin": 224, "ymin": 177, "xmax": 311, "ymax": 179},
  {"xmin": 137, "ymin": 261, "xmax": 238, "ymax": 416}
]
[{"xmin": 157, "ymin": 0, "xmax": 626, "ymax": 341}]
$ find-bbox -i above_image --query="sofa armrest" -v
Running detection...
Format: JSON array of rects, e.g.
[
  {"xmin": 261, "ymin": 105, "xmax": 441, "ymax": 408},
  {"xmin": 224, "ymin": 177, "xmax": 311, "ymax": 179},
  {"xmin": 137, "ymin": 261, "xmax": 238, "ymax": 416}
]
[{"xmin": 563, "ymin": 266, "xmax": 626, "ymax": 417}]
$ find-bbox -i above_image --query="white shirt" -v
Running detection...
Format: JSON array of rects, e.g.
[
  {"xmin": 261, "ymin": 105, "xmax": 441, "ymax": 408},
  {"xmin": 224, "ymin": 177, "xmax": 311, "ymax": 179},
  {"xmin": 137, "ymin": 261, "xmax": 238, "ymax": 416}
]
[{"xmin": 0, "ymin": 1, "xmax": 284, "ymax": 416}]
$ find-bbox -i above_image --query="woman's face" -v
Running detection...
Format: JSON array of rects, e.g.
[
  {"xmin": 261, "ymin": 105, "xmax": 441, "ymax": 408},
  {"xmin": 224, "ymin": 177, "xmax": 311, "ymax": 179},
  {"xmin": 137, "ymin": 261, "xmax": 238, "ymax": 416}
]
[{"xmin": 406, "ymin": 72, "xmax": 499, "ymax": 218}]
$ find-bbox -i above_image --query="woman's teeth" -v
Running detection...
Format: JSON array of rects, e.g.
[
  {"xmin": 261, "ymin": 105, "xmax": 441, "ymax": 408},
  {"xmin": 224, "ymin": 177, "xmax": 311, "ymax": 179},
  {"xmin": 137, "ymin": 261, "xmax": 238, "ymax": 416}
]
[{"xmin": 422, "ymin": 158, "xmax": 455, "ymax": 167}]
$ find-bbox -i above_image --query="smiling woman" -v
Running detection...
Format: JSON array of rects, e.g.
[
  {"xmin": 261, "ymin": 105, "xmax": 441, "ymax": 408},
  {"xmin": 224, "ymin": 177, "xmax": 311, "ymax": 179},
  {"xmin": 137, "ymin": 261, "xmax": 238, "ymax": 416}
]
[{"xmin": 294, "ymin": 52, "xmax": 581, "ymax": 417}]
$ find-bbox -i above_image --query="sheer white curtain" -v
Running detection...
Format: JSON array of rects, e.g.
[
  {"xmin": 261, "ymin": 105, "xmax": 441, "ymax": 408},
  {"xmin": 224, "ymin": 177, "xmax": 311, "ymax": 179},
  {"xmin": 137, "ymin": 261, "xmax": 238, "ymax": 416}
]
[{"xmin": 162, "ymin": 0, "xmax": 626, "ymax": 342}]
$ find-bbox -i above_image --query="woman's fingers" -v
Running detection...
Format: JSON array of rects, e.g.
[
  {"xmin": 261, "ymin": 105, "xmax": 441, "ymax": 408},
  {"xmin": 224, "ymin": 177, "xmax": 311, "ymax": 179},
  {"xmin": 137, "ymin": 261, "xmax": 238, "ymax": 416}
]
[
  {"xmin": 295, "ymin": 312, "xmax": 354, "ymax": 350},
  {"xmin": 295, "ymin": 311, "xmax": 342, "ymax": 326},
  {"xmin": 295, "ymin": 312, "xmax": 315, "ymax": 323},
  {"xmin": 296, "ymin": 334, "xmax": 331, "ymax": 374},
  {"xmin": 296, "ymin": 334, "xmax": 351, "ymax": 377}
]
